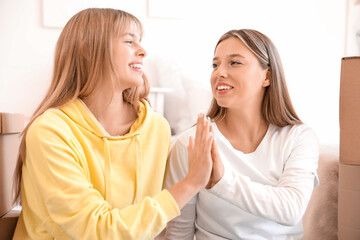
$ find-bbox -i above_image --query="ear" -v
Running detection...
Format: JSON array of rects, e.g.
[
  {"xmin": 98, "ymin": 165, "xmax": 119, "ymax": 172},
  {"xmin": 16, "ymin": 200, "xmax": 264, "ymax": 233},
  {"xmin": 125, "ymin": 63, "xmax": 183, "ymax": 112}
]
[{"xmin": 262, "ymin": 68, "xmax": 271, "ymax": 87}]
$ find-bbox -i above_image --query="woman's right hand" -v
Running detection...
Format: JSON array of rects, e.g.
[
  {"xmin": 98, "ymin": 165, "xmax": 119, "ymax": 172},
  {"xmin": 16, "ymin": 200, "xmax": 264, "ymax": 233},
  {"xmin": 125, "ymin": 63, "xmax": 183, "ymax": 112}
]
[
  {"xmin": 206, "ymin": 138, "xmax": 224, "ymax": 189},
  {"xmin": 185, "ymin": 113, "xmax": 214, "ymax": 191}
]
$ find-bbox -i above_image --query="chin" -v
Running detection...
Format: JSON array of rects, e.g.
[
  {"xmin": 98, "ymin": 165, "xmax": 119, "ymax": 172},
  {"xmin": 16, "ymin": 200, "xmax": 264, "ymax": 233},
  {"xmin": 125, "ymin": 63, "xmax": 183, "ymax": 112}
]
[
  {"xmin": 129, "ymin": 77, "xmax": 144, "ymax": 88},
  {"xmin": 215, "ymin": 99, "xmax": 231, "ymax": 108}
]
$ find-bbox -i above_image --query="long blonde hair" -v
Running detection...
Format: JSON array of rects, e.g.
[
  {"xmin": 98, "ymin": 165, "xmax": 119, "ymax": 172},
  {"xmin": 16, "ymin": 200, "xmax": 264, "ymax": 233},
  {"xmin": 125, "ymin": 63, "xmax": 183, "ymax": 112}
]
[
  {"xmin": 13, "ymin": 8, "xmax": 149, "ymax": 204},
  {"xmin": 207, "ymin": 29, "xmax": 301, "ymax": 126}
]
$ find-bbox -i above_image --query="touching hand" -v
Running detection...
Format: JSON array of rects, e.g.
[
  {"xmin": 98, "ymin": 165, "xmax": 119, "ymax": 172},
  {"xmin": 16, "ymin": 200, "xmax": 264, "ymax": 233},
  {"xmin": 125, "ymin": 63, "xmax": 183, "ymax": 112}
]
[
  {"xmin": 206, "ymin": 135, "xmax": 224, "ymax": 189},
  {"xmin": 186, "ymin": 113, "xmax": 214, "ymax": 191}
]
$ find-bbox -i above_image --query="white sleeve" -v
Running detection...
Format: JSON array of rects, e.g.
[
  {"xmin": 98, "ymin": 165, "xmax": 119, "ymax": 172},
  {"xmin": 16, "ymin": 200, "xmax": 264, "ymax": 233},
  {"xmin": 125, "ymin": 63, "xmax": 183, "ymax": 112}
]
[
  {"xmin": 164, "ymin": 135, "xmax": 197, "ymax": 204},
  {"xmin": 165, "ymin": 203, "xmax": 196, "ymax": 240},
  {"xmin": 208, "ymin": 126, "xmax": 320, "ymax": 226},
  {"xmin": 163, "ymin": 135, "xmax": 197, "ymax": 238}
]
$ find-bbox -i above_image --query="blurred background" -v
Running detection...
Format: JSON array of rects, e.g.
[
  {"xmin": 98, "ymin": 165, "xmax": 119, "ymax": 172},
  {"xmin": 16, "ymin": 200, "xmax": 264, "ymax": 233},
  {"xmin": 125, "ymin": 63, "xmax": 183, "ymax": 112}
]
[{"xmin": 1, "ymin": 0, "xmax": 359, "ymax": 145}]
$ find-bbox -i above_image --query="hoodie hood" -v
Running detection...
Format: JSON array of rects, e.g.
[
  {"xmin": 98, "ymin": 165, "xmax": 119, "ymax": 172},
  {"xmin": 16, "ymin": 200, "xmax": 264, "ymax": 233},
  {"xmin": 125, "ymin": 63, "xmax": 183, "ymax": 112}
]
[{"xmin": 60, "ymin": 98, "xmax": 153, "ymax": 139}]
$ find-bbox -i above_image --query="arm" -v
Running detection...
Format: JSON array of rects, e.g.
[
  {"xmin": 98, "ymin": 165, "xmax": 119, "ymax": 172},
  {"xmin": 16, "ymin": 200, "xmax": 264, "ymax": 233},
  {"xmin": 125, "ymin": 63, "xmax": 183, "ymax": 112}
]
[
  {"xmin": 163, "ymin": 131, "xmax": 197, "ymax": 239},
  {"xmin": 208, "ymin": 126, "xmax": 320, "ymax": 226},
  {"xmin": 25, "ymin": 114, "xmax": 212, "ymax": 239},
  {"xmin": 166, "ymin": 114, "xmax": 213, "ymax": 209}
]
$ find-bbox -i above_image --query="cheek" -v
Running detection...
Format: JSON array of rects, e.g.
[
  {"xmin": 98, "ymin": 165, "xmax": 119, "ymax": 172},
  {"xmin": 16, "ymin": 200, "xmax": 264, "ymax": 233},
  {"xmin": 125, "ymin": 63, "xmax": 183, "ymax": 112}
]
[{"xmin": 210, "ymin": 73, "xmax": 217, "ymax": 87}]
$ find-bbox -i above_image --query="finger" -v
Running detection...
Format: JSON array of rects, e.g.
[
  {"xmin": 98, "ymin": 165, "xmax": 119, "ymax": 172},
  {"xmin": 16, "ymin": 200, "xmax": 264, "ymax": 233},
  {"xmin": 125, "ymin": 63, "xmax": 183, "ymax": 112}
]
[
  {"xmin": 203, "ymin": 130, "xmax": 214, "ymax": 153},
  {"xmin": 187, "ymin": 136, "xmax": 194, "ymax": 153},
  {"xmin": 200, "ymin": 116, "xmax": 212, "ymax": 140},
  {"xmin": 196, "ymin": 114, "xmax": 209, "ymax": 147},
  {"xmin": 197, "ymin": 118, "xmax": 212, "ymax": 153},
  {"xmin": 211, "ymin": 138, "xmax": 220, "ymax": 161},
  {"xmin": 209, "ymin": 123, "xmax": 213, "ymax": 133},
  {"xmin": 198, "ymin": 118, "xmax": 209, "ymax": 145},
  {"xmin": 204, "ymin": 118, "xmax": 213, "ymax": 148},
  {"xmin": 195, "ymin": 113, "xmax": 205, "ymax": 143}
]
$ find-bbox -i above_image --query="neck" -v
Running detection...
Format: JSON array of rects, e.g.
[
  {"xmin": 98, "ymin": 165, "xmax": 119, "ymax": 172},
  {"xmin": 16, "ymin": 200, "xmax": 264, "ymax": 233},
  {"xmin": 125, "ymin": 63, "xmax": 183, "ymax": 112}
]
[
  {"xmin": 216, "ymin": 106, "xmax": 269, "ymax": 153},
  {"xmin": 82, "ymin": 88, "xmax": 138, "ymax": 136}
]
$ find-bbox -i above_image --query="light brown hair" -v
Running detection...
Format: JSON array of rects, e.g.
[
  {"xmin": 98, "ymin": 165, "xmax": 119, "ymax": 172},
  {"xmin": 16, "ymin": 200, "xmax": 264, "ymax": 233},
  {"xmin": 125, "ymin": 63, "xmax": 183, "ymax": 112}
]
[
  {"xmin": 207, "ymin": 29, "xmax": 302, "ymax": 126},
  {"xmin": 13, "ymin": 8, "xmax": 149, "ymax": 204}
]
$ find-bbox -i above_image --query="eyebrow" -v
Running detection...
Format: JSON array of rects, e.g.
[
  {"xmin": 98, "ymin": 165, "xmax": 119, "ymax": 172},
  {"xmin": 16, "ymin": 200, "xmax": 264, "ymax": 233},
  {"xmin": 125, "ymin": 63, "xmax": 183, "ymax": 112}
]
[
  {"xmin": 213, "ymin": 54, "xmax": 246, "ymax": 61},
  {"xmin": 122, "ymin": 32, "xmax": 141, "ymax": 41}
]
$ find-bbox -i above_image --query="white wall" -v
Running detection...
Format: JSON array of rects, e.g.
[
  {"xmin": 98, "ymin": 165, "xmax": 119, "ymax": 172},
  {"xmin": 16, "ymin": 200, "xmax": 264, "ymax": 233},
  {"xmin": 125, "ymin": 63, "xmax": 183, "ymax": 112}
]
[{"xmin": 0, "ymin": 0, "xmax": 347, "ymax": 145}]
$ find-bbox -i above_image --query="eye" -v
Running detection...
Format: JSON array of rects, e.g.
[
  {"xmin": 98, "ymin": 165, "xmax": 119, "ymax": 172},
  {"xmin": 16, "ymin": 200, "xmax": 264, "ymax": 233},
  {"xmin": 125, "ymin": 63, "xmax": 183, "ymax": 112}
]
[
  {"xmin": 125, "ymin": 41, "xmax": 134, "ymax": 46},
  {"xmin": 212, "ymin": 63, "xmax": 219, "ymax": 69},
  {"xmin": 231, "ymin": 61, "xmax": 241, "ymax": 65}
]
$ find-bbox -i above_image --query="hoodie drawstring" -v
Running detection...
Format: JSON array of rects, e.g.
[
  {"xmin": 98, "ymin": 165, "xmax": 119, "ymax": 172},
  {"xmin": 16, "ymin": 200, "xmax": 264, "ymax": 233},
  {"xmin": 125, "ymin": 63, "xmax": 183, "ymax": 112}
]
[
  {"xmin": 103, "ymin": 137, "xmax": 112, "ymax": 203},
  {"xmin": 103, "ymin": 134, "xmax": 142, "ymax": 205},
  {"xmin": 135, "ymin": 134, "xmax": 142, "ymax": 203}
]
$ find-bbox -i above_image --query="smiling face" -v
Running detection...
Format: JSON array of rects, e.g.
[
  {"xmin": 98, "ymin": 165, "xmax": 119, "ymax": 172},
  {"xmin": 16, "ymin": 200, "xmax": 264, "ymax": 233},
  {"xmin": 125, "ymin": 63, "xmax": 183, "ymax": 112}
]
[
  {"xmin": 112, "ymin": 23, "xmax": 147, "ymax": 91},
  {"xmin": 211, "ymin": 37, "xmax": 270, "ymax": 110}
]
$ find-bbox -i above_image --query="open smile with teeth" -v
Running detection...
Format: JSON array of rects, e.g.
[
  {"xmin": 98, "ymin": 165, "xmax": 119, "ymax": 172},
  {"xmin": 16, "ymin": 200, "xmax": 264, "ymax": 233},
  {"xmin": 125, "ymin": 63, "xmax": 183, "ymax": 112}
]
[
  {"xmin": 217, "ymin": 85, "xmax": 233, "ymax": 90},
  {"xmin": 129, "ymin": 64, "xmax": 143, "ymax": 69}
]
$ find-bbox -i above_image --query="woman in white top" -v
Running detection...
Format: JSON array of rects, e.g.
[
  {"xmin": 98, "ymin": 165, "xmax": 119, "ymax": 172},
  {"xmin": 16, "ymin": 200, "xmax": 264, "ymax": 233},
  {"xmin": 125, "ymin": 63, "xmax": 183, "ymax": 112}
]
[{"xmin": 164, "ymin": 29, "xmax": 319, "ymax": 240}]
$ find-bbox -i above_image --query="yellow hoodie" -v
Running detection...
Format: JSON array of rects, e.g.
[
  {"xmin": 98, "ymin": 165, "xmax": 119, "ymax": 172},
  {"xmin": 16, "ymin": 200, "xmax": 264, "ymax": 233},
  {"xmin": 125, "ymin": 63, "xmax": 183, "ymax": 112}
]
[{"xmin": 13, "ymin": 98, "xmax": 180, "ymax": 240}]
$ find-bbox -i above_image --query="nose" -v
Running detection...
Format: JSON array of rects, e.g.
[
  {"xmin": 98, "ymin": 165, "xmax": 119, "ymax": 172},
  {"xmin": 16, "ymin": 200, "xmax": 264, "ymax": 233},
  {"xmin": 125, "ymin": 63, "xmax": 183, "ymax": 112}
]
[
  {"xmin": 137, "ymin": 44, "xmax": 147, "ymax": 58},
  {"xmin": 214, "ymin": 64, "xmax": 227, "ymax": 79}
]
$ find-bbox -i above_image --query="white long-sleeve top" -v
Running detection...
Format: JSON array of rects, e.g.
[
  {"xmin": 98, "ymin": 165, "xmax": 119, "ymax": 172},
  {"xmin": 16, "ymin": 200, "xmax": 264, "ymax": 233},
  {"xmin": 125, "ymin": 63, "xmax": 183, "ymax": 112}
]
[{"xmin": 164, "ymin": 123, "xmax": 319, "ymax": 240}]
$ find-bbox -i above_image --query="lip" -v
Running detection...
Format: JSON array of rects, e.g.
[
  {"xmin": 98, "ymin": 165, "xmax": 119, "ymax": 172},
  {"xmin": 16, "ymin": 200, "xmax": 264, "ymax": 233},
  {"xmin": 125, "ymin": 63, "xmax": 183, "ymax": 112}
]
[
  {"xmin": 129, "ymin": 61, "xmax": 143, "ymax": 73},
  {"xmin": 215, "ymin": 82, "xmax": 234, "ymax": 95}
]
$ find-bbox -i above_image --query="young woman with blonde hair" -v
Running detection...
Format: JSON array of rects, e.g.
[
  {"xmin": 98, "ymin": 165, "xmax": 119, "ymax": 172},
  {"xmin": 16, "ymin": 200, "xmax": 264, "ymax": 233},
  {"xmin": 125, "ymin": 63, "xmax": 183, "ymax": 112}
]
[
  {"xmin": 164, "ymin": 29, "xmax": 319, "ymax": 239},
  {"xmin": 13, "ymin": 8, "xmax": 214, "ymax": 239}
]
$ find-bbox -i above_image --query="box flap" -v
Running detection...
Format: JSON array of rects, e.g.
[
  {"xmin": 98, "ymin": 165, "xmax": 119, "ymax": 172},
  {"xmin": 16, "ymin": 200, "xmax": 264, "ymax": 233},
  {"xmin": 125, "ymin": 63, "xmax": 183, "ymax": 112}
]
[
  {"xmin": 340, "ymin": 57, "xmax": 360, "ymax": 165},
  {"xmin": 0, "ymin": 113, "xmax": 25, "ymax": 134}
]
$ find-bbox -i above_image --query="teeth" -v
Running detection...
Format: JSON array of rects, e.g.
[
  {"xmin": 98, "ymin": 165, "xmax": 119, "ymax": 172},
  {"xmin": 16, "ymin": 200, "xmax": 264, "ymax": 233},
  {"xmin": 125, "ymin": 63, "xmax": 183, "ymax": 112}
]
[
  {"xmin": 217, "ymin": 85, "xmax": 232, "ymax": 90},
  {"xmin": 130, "ymin": 64, "xmax": 142, "ymax": 69}
]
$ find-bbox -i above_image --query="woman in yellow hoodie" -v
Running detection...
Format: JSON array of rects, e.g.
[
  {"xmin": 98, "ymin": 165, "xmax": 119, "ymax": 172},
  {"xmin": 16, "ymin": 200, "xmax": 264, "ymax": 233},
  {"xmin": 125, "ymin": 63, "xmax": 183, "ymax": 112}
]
[{"xmin": 13, "ymin": 8, "xmax": 214, "ymax": 239}]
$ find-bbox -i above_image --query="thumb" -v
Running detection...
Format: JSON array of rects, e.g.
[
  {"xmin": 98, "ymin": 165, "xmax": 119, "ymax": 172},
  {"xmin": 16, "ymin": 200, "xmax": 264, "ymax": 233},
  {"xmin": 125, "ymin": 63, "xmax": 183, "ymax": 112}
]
[{"xmin": 211, "ymin": 139, "xmax": 220, "ymax": 161}]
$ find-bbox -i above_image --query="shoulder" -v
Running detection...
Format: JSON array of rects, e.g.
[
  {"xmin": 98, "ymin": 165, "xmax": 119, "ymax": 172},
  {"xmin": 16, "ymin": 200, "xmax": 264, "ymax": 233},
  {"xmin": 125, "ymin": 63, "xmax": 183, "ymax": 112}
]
[
  {"xmin": 148, "ymin": 111, "xmax": 172, "ymax": 138},
  {"xmin": 142, "ymin": 99, "xmax": 169, "ymax": 126},
  {"xmin": 139, "ymin": 98, "xmax": 171, "ymax": 134},
  {"xmin": 270, "ymin": 123, "xmax": 319, "ymax": 144},
  {"xmin": 269, "ymin": 124, "xmax": 320, "ymax": 164},
  {"xmin": 150, "ymin": 111, "xmax": 170, "ymax": 128},
  {"xmin": 27, "ymin": 108, "xmax": 73, "ymax": 143}
]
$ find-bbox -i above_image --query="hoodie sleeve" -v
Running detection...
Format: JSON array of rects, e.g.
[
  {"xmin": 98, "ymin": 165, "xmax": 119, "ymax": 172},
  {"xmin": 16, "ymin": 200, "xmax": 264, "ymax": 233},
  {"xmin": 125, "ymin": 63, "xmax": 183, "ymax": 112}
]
[{"xmin": 23, "ymin": 118, "xmax": 180, "ymax": 240}]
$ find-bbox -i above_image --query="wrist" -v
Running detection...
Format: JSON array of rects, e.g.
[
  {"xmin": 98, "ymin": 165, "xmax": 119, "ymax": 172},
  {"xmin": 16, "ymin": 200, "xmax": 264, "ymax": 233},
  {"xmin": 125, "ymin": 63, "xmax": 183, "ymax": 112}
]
[
  {"xmin": 180, "ymin": 175, "xmax": 203, "ymax": 195},
  {"xmin": 167, "ymin": 177, "xmax": 202, "ymax": 209}
]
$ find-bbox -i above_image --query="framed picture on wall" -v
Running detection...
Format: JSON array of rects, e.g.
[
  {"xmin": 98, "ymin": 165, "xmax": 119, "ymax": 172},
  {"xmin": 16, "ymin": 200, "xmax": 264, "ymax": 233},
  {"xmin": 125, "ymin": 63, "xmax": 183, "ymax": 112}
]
[{"xmin": 345, "ymin": 0, "xmax": 360, "ymax": 56}]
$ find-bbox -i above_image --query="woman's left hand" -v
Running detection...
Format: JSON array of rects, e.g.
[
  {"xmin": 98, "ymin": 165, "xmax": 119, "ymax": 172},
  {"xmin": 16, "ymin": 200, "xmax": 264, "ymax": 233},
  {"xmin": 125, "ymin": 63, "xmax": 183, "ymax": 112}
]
[{"xmin": 206, "ymin": 133, "xmax": 224, "ymax": 189}]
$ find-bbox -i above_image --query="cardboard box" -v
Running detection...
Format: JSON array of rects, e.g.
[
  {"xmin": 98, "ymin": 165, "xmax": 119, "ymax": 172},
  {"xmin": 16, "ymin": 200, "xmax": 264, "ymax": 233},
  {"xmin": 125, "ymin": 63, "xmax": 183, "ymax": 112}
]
[
  {"xmin": 0, "ymin": 209, "xmax": 20, "ymax": 240},
  {"xmin": 339, "ymin": 57, "xmax": 360, "ymax": 165},
  {"xmin": 338, "ymin": 164, "xmax": 360, "ymax": 239},
  {"xmin": 339, "ymin": 57, "xmax": 360, "ymax": 240},
  {"xmin": 0, "ymin": 113, "xmax": 25, "ymax": 217}
]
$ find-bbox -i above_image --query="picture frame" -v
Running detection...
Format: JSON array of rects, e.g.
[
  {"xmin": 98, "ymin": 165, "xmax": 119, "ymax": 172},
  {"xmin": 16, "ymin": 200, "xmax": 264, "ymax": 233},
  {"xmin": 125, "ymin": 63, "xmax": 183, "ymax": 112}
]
[{"xmin": 345, "ymin": 0, "xmax": 360, "ymax": 56}]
